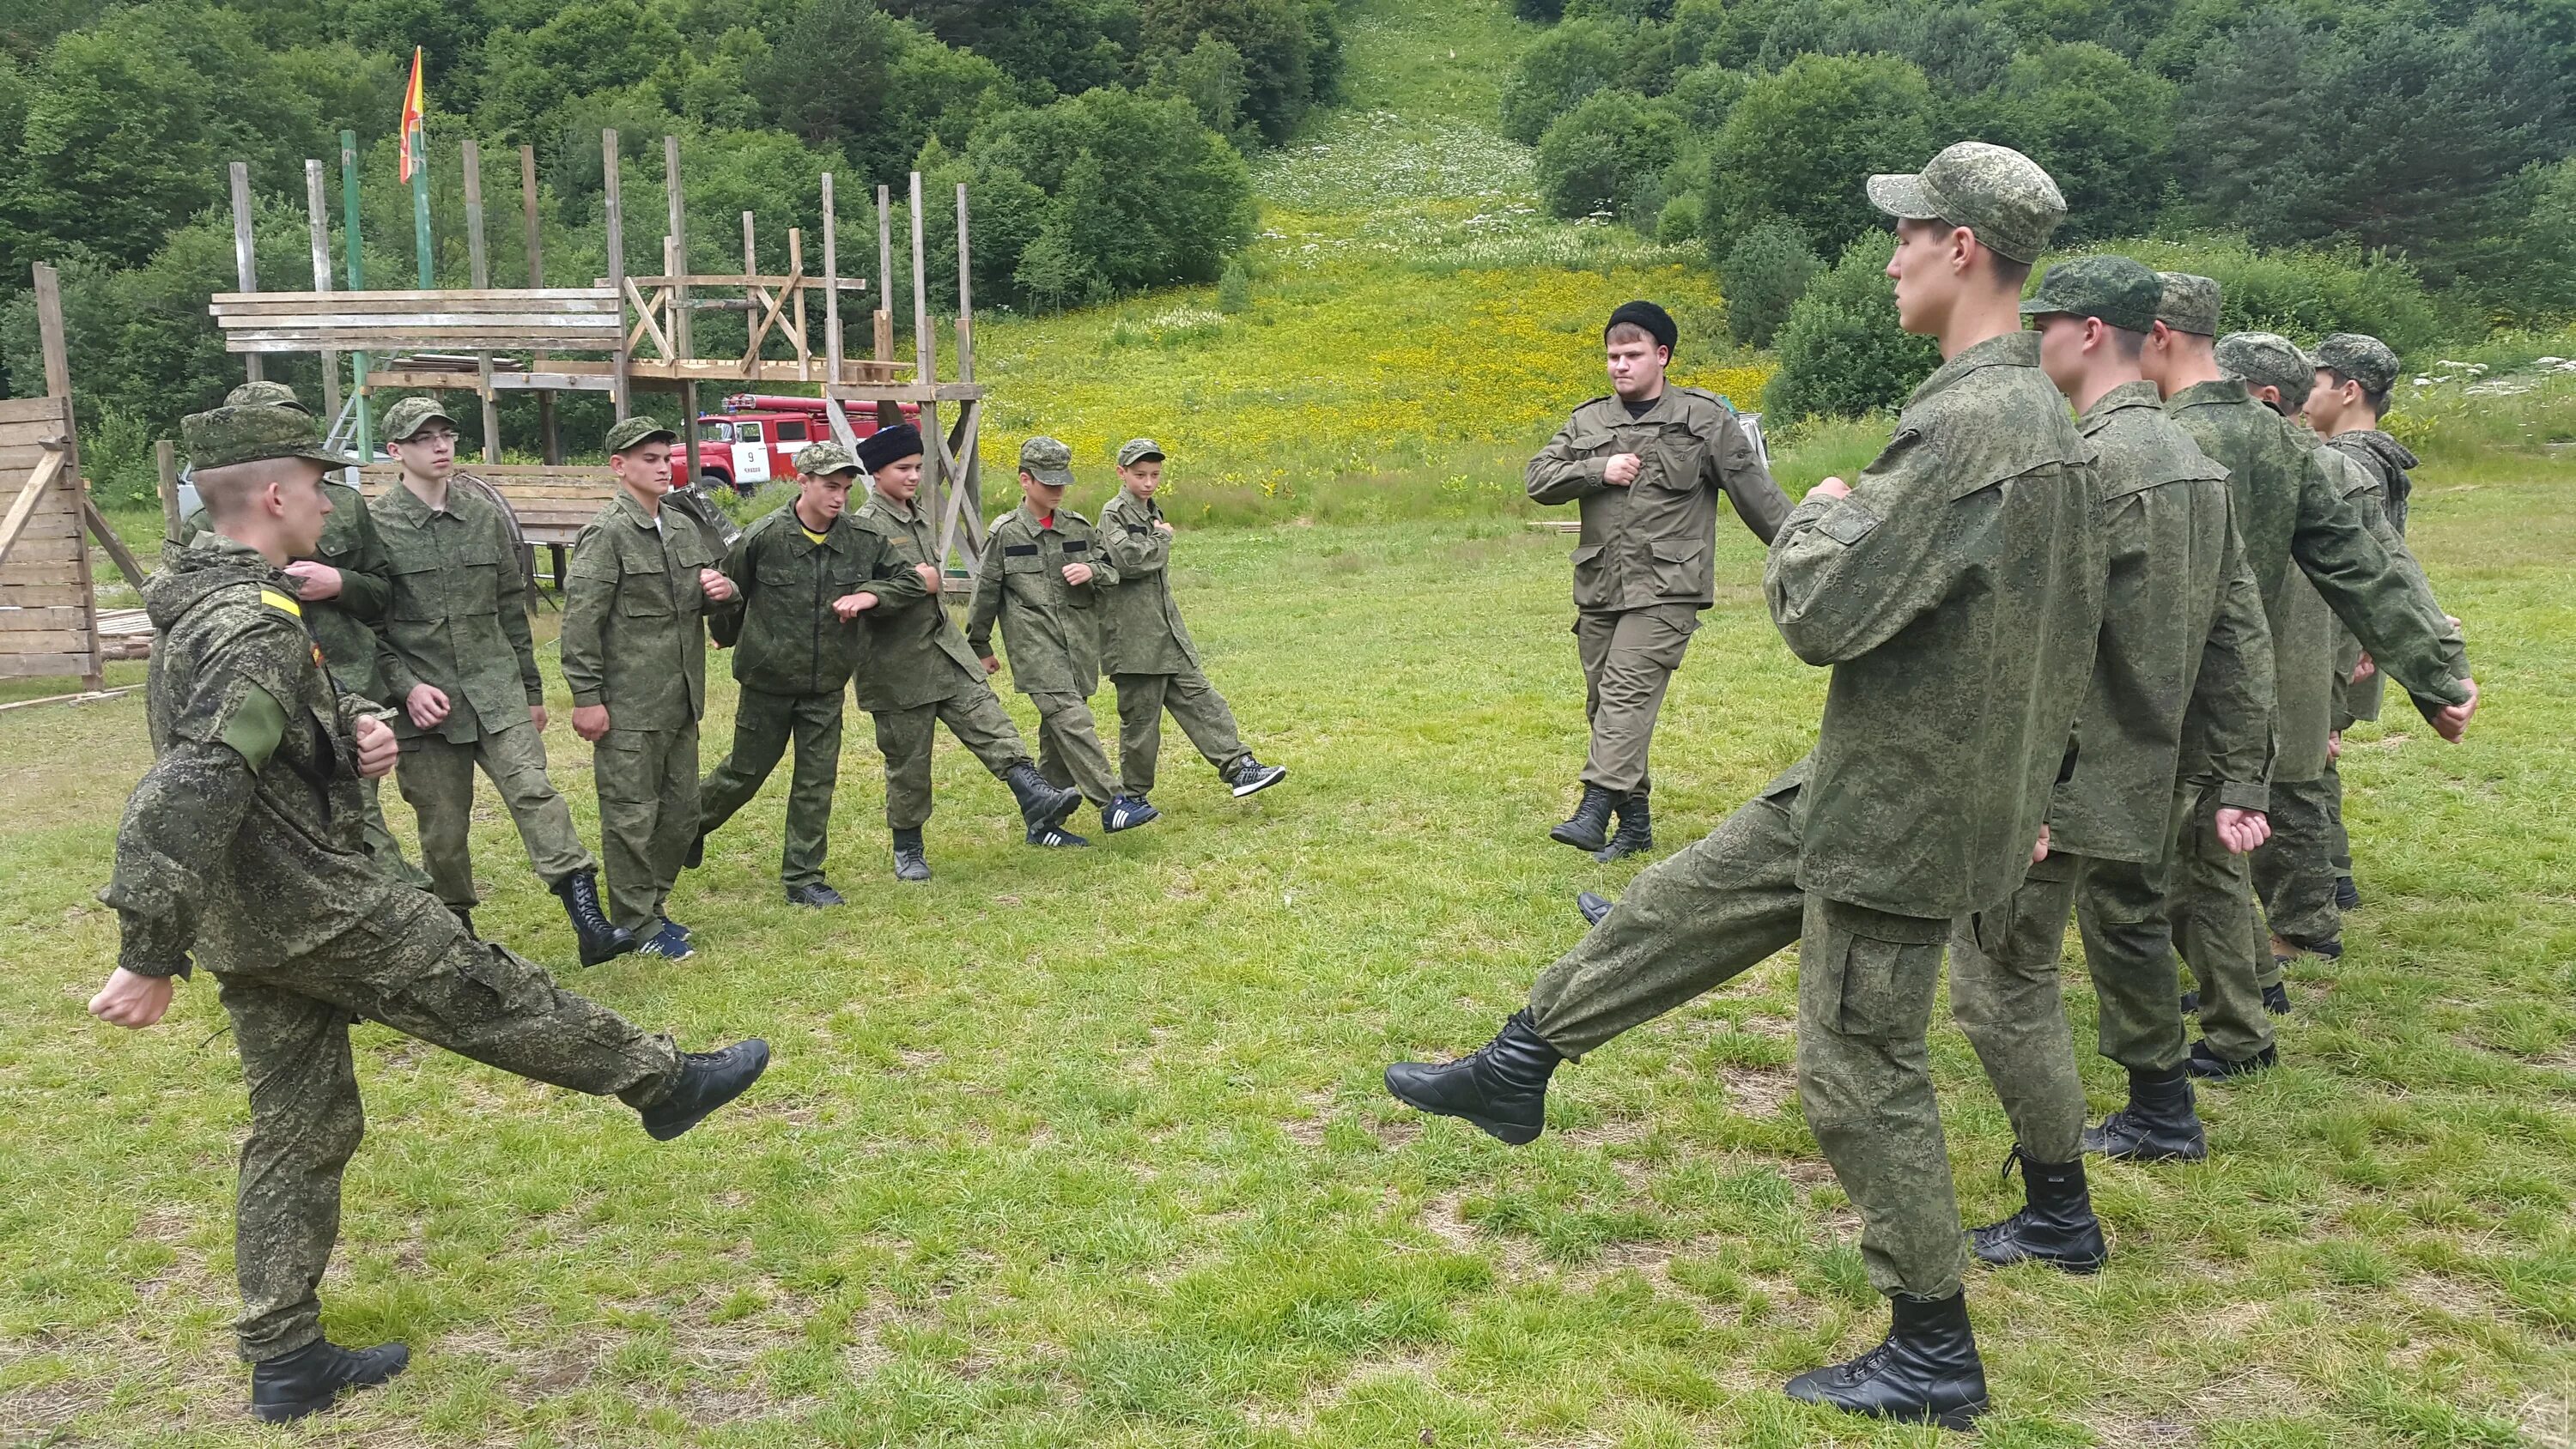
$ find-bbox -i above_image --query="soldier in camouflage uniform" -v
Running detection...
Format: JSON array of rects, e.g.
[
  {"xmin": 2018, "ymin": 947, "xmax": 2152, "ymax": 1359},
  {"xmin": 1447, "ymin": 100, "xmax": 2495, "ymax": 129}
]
[
  {"xmin": 1390, "ymin": 143, "xmax": 2101, "ymax": 1429},
  {"xmin": 562, "ymin": 417, "xmax": 744, "ymax": 959},
  {"xmin": 90, "ymin": 402, "xmax": 768, "ymax": 1424},
  {"xmin": 1527, "ymin": 300, "xmax": 1791, "ymax": 861},
  {"xmin": 2142, "ymin": 296, "xmax": 2474, "ymax": 1081},
  {"xmin": 176, "ymin": 382, "xmax": 430, "ymax": 893},
  {"xmin": 370, "ymin": 397, "xmax": 629, "ymax": 963},
  {"xmin": 1943, "ymin": 259, "xmax": 2274, "ymax": 1259},
  {"xmin": 1097, "ymin": 438, "xmax": 1288, "ymax": 806},
  {"xmin": 969, "ymin": 436, "xmax": 1157, "ymax": 843},
  {"xmin": 694, "ymin": 440, "xmax": 935, "ymax": 905},
  {"xmin": 845, "ymin": 425, "xmax": 1085, "ymax": 876},
  {"xmin": 2306, "ymin": 333, "xmax": 2418, "ymax": 915}
]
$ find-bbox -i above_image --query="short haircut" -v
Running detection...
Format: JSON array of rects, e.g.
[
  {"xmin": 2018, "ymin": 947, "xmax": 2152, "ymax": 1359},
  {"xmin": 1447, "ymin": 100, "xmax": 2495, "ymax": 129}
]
[
  {"xmin": 1989, "ymin": 254, "xmax": 2032, "ymax": 291},
  {"xmin": 193, "ymin": 456, "xmax": 317, "ymax": 523},
  {"xmin": 2105, "ymin": 325, "xmax": 2147, "ymax": 361},
  {"xmin": 1604, "ymin": 321, "xmax": 1664, "ymax": 349},
  {"xmin": 2323, "ymin": 366, "xmax": 2391, "ymax": 416}
]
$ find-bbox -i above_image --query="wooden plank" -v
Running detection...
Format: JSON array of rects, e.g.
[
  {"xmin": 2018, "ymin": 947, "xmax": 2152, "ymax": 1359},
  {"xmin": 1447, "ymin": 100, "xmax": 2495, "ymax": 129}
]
[
  {"xmin": 462, "ymin": 136, "xmax": 503, "ymax": 467},
  {"xmin": 214, "ymin": 288, "xmax": 618, "ymax": 306},
  {"xmin": 305, "ymin": 159, "xmax": 345, "ymax": 435},
  {"xmin": 955, "ymin": 182, "xmax": 975, "ymax": 385},
  {"xmin": 229, "ymin": 161, "xmax": 262, "ymax": 383},
  {"xmin": 0, "ymin": 450, "xmax": 68, "ymax": 567},
  {"xmin": 0, "ymin": 630, "xmax": 100, "ymax": 655},
  {"xmin": 0, "ymin": 652, "xmax": 105, "ymax": 679},
  {"xmin": 603, "ymin": 127, "xmax": 630, "ymax": 421},
  {"xmin": 157, "ymin": 440, "xmax": 181, "ymax": 543},
  {"xmin": 876, "ymin": 185, "xmax": 893, "ymax": 364},
  {"xmin": 33, "ymin": 258, "xmax": 101, "ymax": 688},
  {"xmin": 82, "ymin": 498, "xmax": 149, "ymax": 589},
  {"xmin": 0, "ymin": 687, "xmax": 137, "ymax": 712}
]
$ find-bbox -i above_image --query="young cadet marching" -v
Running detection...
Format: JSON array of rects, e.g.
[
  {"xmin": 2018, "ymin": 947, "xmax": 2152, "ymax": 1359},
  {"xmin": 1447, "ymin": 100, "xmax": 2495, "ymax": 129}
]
[
  {"xmin": 845, "ymin": 424, "xmax": 1085, "ymax": 876},
  {"xmin": 562, "ymin": 416, "xmax": 743, "ymax": 960},
  {"xmin": 693, "ymin": 439, "xmax": 933, "ymax": 905},
  {"xmin": 969, "ymin": 436, "xmax": 1157, "ymax": 844},
  {"xmin": 369, "ymin": 397, "xmax": 629, "ymax": 964},
  {"xmin": 2216, "ymin": 331, "xmax": 2462, "ymax": 1003},
  {"xmin": 2306, "ymin": 333, "xmax": 2419, "ymax": 914},
  {"xmin": 2140, "ymin": 294, "xmax": 2474, "ymax": 1083},
  {"xmin": 176, "ymin": 381, "xmax": 430, "ymax": 893},
  {"xmin": 1097, "ymin": 437, "xmax": 1288, "ymax": 806},
  {"xmin": 92, "ymin": 401, "xmax": 768, "ymax": 1425},
  {"xmin": 1390, "ymin": 142, "xmax": 2104, "ymax": 1428},
  {"xmin": 1941, "ymin": 257, "xmax": 2275, "ymax": 1267},
  {"xmin": 1526, "ymin": 300, "xmax": 1790, "ymax": 861}
]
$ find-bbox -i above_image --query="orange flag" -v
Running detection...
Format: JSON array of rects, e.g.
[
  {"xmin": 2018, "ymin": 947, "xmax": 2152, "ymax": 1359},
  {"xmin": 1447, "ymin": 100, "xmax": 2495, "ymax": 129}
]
[{"xmin": 398, "ymin": 47, "xmax": 427, "ymax": 183}]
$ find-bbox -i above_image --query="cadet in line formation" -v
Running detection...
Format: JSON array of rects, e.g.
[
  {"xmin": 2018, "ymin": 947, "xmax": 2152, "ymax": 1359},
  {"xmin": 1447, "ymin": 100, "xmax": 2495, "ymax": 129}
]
[
  {"xmin": 1390, "ymin": 141, "xmax": 2475, "ymax": 1428},
  {"xmin": 96, "ymin": 391, "xmax": 1287, "ymax": 1418}
]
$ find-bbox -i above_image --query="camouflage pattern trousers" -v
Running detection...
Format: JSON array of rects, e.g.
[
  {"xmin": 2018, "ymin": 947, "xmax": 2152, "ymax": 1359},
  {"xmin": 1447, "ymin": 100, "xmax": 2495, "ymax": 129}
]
[
  {"xmin": 1029, "ymin": 690, "xmax": 1118, "ymax": 807},
  {"xmin": 2253, "ymin": 773, "xmax": 2342, "ymax": 951},
  {"xmin": 394, "ymin": 721, "xmax": 595, "ymax": 908},
  {"xmin": 697, "ymin": 687, "xmax": 843, "ymax": 890},
  {"xmin": 357, "ymin": 774, "xmax": 433, "ymax": 892},
  {"xmin": 1110, "ymin": 668, "xmax": 1248, "ymax": 798},
  {"xmin": 593, "ymin": 723, "xmax": 698, "ymax": 936},
  {"xmin": 215, "ymin": 901, "xmax": 677, "ymax": 1361},
  {"xmin": 1524, "ymin": 767, "xmax": 1976, "ymax": 1300},
  {"xmin": 866, "ymin": 686, "xmax": 1031, "ymax": 832}
]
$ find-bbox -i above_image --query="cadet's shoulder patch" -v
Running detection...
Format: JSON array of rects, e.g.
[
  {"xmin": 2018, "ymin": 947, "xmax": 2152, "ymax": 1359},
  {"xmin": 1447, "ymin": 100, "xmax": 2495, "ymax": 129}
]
[{"xmin": 258, "ymin": 586, "xmax": 303, "ymax": 619}]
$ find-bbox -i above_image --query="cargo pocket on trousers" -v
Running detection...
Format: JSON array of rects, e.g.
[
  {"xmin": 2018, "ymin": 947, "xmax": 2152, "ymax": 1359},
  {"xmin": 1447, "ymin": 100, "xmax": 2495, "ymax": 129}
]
[{"xmin": 1813, "ymin": 900, "xmax": 1947, "ymax": 1040}]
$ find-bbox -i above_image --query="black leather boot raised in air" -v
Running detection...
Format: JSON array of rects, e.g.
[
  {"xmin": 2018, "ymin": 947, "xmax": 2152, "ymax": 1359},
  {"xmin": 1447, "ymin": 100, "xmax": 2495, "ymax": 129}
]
[
  {"xmin": 550, "ymin": 866, "xmax": 635, "ymax": 967},
  {"xmin": 1783, "ymin": 1290, "xmax": 1990, "ymax": 1429},
  {"xmin": 1969, "ymin": 1149, "xmax": 2109, "ymax": 1273},
  {"xmin": 1383, "ymin": 1009, "xmax": 1564, "ymax": 1145},
  {"xmin": 1549, "ymin": 783, "xmax": 1615, "ymax": 852},
  {"xmin": 1004, "ymin": 761, "xmax": 1082, "ymax": 833}
]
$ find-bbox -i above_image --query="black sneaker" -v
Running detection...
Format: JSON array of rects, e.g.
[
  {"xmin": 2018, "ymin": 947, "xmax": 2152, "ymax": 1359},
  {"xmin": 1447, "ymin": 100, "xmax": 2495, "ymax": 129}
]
[
  {"xmin": 2178, "ymin": 989, "xmax": 2200, "ymax": 1016},
  {"xmin": 2184, "ymin": 1039, "xmax": 2277, "ymax": 1079},
  {"xmin": 2336, "ymin": 876, "xmax": 2360, "ymax": 912},
  {"xmin": 684, "ymin": 832, "xmax": 706, "ymax": 870},
  {"xmin": 785, "ymin": 883, "xmax": 846, "ymax": 907},
  {"xmin": 1227, "ymin": 756, "xmax": 1288, "ymax": 797},
  {"xmin": 248, "ymin": 1338, "xmax": 410, "ymax": 1422},
  {"xmin": 635, "ymin": 920, "xmax": 695, "ymax": 960},
  {"xmin": 1028, "ymin": 823, "xmax": 1091, "ymax": 848},
  {"xmin": 640, "ymin": 1039, "xmax": 772, "ymax": 1140},
  {"xmin": 1577, "ymin": 890, "xmax": 1613, "ymax": 926},
  {"xmin": 1103, "ymin": 794, "xmax": 1160, "ymax": 833},
  {"xmin": 2263, "ymin": 981, "xmax": 2291, "ymax": 1015}
]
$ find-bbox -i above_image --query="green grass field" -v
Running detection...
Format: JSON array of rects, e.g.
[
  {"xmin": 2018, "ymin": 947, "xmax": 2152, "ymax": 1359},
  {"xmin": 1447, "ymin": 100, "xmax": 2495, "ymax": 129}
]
[{"xmin": 4, "ymin": 460, "xmax": 2574, "ymax": 1446}]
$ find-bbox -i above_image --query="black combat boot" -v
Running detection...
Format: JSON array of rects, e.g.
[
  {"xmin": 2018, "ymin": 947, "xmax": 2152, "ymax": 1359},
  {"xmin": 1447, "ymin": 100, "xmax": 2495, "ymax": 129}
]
[
  {"xmin": 1970, "ymin": 1149, "xmax": 2108, "ymax": 1273},
  {"xmin": 785, "ymin": 883, "xmax": 846, "ymax": 907},
  {"xmin": 550, "ymin": 867, "xmax": 635, "ymax": 967},
  {"xmin": 1550, "ymin": 784, "xmax": 1615, "ymax": 852},
  {"xmin": 2081, "ymin": 1065, "xmax": 2208, "ymax": 1161},
  {"xmin": 1594, "ymin": 791, "xmax": 1652, "ymax": 862},
  {"xmin": 1577, "ymin": 890, "xmax": 1614, "ymax": 926},
  {"xmin": 1005, "ymin": 761, "xmax": 1083, "ymax": 833},
  {"xmin": 2336, "ymin": 876, "xmax": 2361, "ymax": 912},
  {"xmin": 2263, "ymin": 980, "xmax": 2292, "ymax": 1015},
  {"xmin": 248, "ymin": 1338, "xmax": 410, "ymax": 1422},
  {"xmin": 1383, "ymin": 1009, "xmax": 1563, "ymax": 1145},
  {"xmin": 684, "ymin": 831, "xmax": 706, "ymax": 870},
  {"xmin": 892, "ymin": 828, "xmax": 932, "ymax": 882},
  {"xmin": 450, "ymin": 906, "xmax": 477, "ymax": 940},
  {"xmin": 640, "ymin": 1039, "xmax": 772, "ymax": 1140},
  {"xmin": 2185, "ymin": 1038, "xmax": 2277, "ymax": 1079},
  {"xmin": 1783, "ymin": 1291, "xmax": 1989, "ymax": 1429}
]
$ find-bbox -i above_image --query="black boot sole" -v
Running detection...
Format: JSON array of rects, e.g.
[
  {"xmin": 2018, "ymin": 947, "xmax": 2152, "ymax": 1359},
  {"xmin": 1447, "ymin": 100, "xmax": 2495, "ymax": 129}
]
[
  {"xmin": 576, "ymin": 931, "xmax": 637, "ymax": 967},
  {"xmin": 1382, "ymin": 1067, "xmax": 1542, "ymax": 1145},
  {"xmin": 1784, "ymin": 1385, "xmax": 1989, "ymax": 1431},
  {"xmin": 645, "ymin": 1045, "xmax": 772, "ymax": 1142},
  {"xmin": 1548, "ymin": 823, "xmax": 1608, "ymax": 851},
  {"xmin": 1971, "ymin": 1236, "xmax": 2108, "ymax": 1273}
]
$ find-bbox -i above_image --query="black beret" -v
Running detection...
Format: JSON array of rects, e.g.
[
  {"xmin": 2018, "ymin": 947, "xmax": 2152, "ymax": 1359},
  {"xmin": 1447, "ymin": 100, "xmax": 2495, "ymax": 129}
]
[
  {"xmin": 1606, "ymin": 300, "xmax": 1677, "ymax": 354},
  {"xmin": 854, "ymin": 423, "xmax": 923, "ymax": 474}
]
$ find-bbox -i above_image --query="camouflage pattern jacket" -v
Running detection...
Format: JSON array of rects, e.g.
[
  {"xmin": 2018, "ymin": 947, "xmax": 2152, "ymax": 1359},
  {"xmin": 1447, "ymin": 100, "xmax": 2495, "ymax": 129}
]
[
  {"xmin": 179, "ymin": 481, "xmax": 395, "ymax": 700},
  {"xmin": 100, "ymin": 535, "xmax": 434, "ymax": 978},
  {"xmin": 1527, "ymin": 387, "xmax": 1791, "ymax": 613},
  {"xmin": 2324, "ymin": 428, "xmax": 2421, "ymax": 726},
  {"xmin": 1094, "ymin": 488, "xmax": 1200, "ymax": 676},
  {"xmin": 967, "ymin": 502, "xmax": 1119, "ymax": 698},
  {"xmin": 561, "ymin": 488, "xmax": 740, "ymax": 731},
  {"xmin": 846, "ymin": 494, "xmax": 987, "ymax": 712},
  {"xmin": 708, "ymin": 500, "xmax": 928, "ymax": 698},
  {"xmin": 1764, "ymin": 330, "xmax": 2105, "ymax": 918},
  {"xmin": 2049, "ymin": 381, "xmax": 2274, "ymax": 864},
  {"xmin": 370, "ymin": 476, "xmax": 544, "ymax": 743},
  {"xmin": 2166, "ymin": 381, "xmax": 2464, "ymax": 784}
]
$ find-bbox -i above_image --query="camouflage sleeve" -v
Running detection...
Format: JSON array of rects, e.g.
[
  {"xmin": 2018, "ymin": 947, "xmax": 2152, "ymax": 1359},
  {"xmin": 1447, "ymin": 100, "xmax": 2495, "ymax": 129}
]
[
  {"xmin": 493, "ymin": 506, "xmax": 543, "ymax": 705},
  {"xmin": 1712, "ymin": 410, "xmax": 1791, "ymax": 545},
  {"xmin": 1526, "ymin": 415, "xmax": 1606, "ymax": 505},
  {"xmin": 2288, "ymin": 452, "xmax": 2469, "ymax": 718},
  {"xmin": 708, "ymin": 524, "xmax": 757, "ymax": 651},
  {"xmin": 1100, "ymin": 501, "xmax": 1164, "ymax": 577},
  {"xmin": 2191, "ymin": 512, "xmax": 2275, "ymax": 811},
  {"xmin": 560, "ymin": 526, "xmax": 617, "ymax": 709},
  {"xmin": 324, "ymin": 498, "xmax": 393, "ymax": 625},
  {"xmin": 862, "ymin": 532, "xmax": 933, "ymax": 606},
  {"xmin": 964, "ymin": 528, "xmax": 1006, "ymax": 658},
  {"xmin": 1763, "ymin": 426, "xmax": 1963, "ymax": 665},
  {"xmin": 97, "ymin": 621, "xmax": 306, "ymax": 977},
  {"xmin": 1082, "ymin": 523, "xmax": 1121, "ymax": 591}
]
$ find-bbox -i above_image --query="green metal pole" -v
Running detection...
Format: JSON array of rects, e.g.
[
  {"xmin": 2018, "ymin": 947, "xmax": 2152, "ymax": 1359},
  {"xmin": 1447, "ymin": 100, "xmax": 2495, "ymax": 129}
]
[
  {"xmin": 412, "ymin": 127, "xmax": 434, "ymax": 289},
  {"xmin": 341, "ymin": 128, "xmax": 371, "ymax": 464}
]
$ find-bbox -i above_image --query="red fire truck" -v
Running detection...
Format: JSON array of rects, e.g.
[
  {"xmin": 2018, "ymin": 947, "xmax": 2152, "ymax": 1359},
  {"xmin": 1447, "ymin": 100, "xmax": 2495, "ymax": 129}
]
[{"xmin": 691, "ymin": 394, "xmax": 921, "ymax": 494}]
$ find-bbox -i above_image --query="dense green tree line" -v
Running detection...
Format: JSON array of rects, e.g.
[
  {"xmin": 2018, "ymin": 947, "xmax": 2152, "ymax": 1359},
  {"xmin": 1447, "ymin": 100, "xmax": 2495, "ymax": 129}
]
[{"xmin": 0, "ymin": 0, "xmax": 1333, "ymax": 467}]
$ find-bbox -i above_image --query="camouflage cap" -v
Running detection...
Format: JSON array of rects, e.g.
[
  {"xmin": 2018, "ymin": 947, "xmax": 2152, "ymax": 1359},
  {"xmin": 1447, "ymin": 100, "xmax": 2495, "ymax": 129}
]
[
  {"xmin": 2154, "ymin": 273, "xmax": 2221, "ymax": 336},
  {"xmin": 224, "ymin": 379, "xmax": 310, "ymax": 415},
  {"xmin": 1867, "ymin": 141, "xmax": 2066, "ymax": 264},
  {"xmin": 605, "ymin": 415, "xmax": 677, "ymax": 455},
  {"xmin": 181, "ymin": 403, "xmax": 360, "ymax": 471},
  {"xmin": 1116, "ymin": 438, "xmax": 1165, "ymax": 468},
  {"xmin": 2020, "ymin": 254, "xmax": 2163, "ymax": 334},
  {"xmin": 796, "ymin": 439, "xmax": 860, "ymax": 476},
  {"xmin": 2315, "ymin": 332, "xmax": 2399, "ymax": 394},
  {"xmin": 2216, "ymin": 332, "xmax": 2312, "ymax": 403},
  {"xmin": 381, "ymin": 395, "xmax": 460, "ymax": 442},
  {"xmin": 1018, "ymin": 435, "xmax": 1075, "ymax": 487}
]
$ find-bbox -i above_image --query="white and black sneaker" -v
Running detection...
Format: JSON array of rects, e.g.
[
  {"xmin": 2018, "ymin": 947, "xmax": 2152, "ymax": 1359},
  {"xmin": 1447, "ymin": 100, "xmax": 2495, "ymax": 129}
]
[
  {"xmin": 1227, "ymin": 755, "xmax": 1288, "ymax": 797},
  {"xmin": 1103, "ymin": 795, "xmax": 1160, "ymax": 832},
  {"xmin": 1028, "ymin": 823, "xmax": 1091, "ymax": 848}
]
